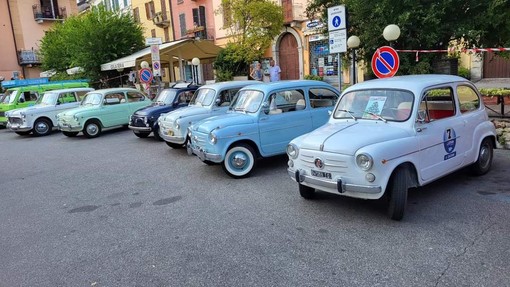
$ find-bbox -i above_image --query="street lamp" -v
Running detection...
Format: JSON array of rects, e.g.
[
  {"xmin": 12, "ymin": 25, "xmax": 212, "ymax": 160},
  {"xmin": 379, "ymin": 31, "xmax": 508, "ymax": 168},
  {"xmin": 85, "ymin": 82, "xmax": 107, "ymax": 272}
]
[
  {"xmin": 191, "ymin": 57, "xmax": 200, "ymax": 85},
  {"xmin": 383, "ymin": 24, "xmax": 400, "ymax": 46},
  {"xmin": 140, "ymin": 61, "xmax": 149, "ymax": 69},
  {"xmin": 347, "ymin": 35, "xmax": 360, "ymax": 85}
]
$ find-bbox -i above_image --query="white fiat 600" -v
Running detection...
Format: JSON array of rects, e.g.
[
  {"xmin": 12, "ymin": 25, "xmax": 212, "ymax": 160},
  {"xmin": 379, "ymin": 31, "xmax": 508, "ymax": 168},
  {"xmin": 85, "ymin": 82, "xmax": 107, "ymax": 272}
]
[
  {"xmin": 287, "ymin": 75, "xmax": 497, "ymax": 220},
  {"xmin": 7, "ymin": 87, "xmax": 93, "ymax": 136}
]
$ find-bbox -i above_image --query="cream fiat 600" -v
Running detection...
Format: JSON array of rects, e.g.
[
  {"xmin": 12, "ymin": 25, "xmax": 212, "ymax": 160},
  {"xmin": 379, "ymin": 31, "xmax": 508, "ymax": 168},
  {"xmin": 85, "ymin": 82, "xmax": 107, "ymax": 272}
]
[{"xmin": 287, "ymin": 75, "xmax": 497, "ymax": 220}]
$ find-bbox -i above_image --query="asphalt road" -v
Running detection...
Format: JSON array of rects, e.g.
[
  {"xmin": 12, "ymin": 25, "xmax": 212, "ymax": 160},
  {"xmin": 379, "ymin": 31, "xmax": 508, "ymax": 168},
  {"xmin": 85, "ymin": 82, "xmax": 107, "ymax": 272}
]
[{"xmin": 0, "ymin": 127, "xmax": 509, "ymax": 287}]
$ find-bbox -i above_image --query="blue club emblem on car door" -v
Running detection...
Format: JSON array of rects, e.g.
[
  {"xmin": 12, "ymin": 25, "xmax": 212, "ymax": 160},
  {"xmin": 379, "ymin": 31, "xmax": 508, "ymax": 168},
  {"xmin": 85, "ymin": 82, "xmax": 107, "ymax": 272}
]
[{"xmin": 443, "ymin": 128, "xmax": 456, "ymax": 160}]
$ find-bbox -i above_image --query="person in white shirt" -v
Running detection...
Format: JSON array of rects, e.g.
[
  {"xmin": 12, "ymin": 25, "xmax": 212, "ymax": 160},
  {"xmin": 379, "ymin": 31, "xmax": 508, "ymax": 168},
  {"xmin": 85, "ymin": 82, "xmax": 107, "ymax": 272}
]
[{"xmin": 269, "ymin": 60, "xmax": 281, "ymax": 82}]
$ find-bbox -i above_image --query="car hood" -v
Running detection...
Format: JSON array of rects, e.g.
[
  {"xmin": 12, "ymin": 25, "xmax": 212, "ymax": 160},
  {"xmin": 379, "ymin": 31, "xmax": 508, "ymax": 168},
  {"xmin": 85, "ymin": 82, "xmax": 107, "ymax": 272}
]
[
  {"xmin": 9, "ymin": 104, "xmax": 54, "ymax": 115},
  {"xmin": 161, "ymin": 105, "xmax": 209, "ymax": 121},
  {"xmin": 59, "ymin": 106, "xmax": 98, "ymax": 116},
  {"xmin": 298, "ymin": 121, "xmax": 412, "ymax": 155},
  {"xmin": 194, "ymin": 112, "xmax": 255, "ymax": 133},
  {"xmin": 134, "ymin": 103, "xmax": 174, "ymax": 116},
  {"xmin": 0, "ymin": 104, "xmax": 13, "ymax": 112}
]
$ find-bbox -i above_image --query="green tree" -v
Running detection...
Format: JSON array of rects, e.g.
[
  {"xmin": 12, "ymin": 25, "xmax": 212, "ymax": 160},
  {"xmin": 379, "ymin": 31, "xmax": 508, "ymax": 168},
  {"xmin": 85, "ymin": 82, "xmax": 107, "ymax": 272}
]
[
  {"xmin": 305, "ymin": 0, "xmax": 510, "ymax": 75},
  {"xmin": 39, "ymin": 5, "xmax": 144, "ymax": 84},
  {"xmin": 215, "ymin": 0, "xmax": 284, "ymax": 78}
]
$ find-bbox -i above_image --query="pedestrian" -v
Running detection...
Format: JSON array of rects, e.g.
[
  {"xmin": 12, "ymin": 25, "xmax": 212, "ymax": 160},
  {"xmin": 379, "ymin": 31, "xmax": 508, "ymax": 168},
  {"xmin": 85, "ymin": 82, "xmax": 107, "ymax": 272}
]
[
  {"xmin": 250, "ymin": 62, "xmax": 263, "ymax": 81},
  {"xmin": 269, "ymin": 60, "xmax": 281, "ymax": 82}
]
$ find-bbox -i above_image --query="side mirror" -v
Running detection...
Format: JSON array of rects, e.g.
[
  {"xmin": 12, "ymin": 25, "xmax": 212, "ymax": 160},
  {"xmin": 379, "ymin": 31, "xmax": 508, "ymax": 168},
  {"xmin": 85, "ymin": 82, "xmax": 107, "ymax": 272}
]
[
  {"xmin": 262, "ymin": 101, "xmax": 270, "ymax": 114},
  {"xmin": 19, "ymin": 98, "xmax": 25, "ymax": 103},
  {"xmin": 215, "ymin": 98, "xmax": 221, "ymax": 106}
]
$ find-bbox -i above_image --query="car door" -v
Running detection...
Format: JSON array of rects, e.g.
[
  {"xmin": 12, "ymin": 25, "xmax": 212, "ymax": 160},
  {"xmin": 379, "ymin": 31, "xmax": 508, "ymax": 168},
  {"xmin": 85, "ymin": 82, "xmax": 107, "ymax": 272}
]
[
  {"xmin": 455, "ymin": 84, "xmax": 482, "ymax": 157},
  {"xmin": 308, "ymin": 87, "xmax": 339, "ymax": 128},
  {"xmin": 101, "ymin": 92, "xmax": 128, "ymax": 127},
  {"xmin": 258, "ymin": 88, "xmax": 312, "ymax": 155},
  {"xmin": 126, "ymin": 91, "xmax": 150, "ymax": 114},
  {"xmin": 415, "ymin": 86, "xmax": 466, "ymax": 182}
]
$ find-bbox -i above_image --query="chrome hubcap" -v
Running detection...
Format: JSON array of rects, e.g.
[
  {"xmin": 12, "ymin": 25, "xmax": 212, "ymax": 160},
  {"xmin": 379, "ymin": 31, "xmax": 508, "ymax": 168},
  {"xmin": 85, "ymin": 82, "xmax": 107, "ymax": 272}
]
[
  {"xmin": 35, "ymin": 122, "xmax": 49, "ymax": 133},
  {"xmin": 87, "ymin": 124, "xmax": 98, "ymax": 135},
  {"xmin": 232, "ymin": 153, "xmax": 247, "ymax": 168},
  {"xmin": 480, "ymin": 145, "xmax": 490, "ymax": 167}
]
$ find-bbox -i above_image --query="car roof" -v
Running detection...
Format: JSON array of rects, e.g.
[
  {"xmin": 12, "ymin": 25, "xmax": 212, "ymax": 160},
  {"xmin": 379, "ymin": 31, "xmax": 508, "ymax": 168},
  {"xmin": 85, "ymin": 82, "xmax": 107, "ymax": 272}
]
[
  {"xmin": 344, "ymin": 74, "xmax": 471, "ymax": 95},
  {"xmin": 238, "ymin": 80, "xmax": 336, "ymax": 92},
  {"xmin": 43, "ymin": 87, "xmax": 94, "ymax": 93},
  {"xmin": 197, "ymin": 80, "xmax": 258, "ymax": 91},
  {"xmin": 92, "ymin": 87, "xmax": 143, "ymax": 94}
]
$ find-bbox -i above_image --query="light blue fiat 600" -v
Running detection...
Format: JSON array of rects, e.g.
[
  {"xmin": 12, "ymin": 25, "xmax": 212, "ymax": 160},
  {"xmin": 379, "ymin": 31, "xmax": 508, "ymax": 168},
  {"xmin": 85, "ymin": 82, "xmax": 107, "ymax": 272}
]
[{"xmin": 189, "ymin": 80, "xmax": 340, "ymax": 178}]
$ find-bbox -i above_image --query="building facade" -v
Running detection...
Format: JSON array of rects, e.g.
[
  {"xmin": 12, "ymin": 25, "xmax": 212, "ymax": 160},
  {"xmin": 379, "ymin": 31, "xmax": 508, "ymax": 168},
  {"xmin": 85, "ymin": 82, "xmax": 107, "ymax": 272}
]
[{"xmin": 0, "ymin": 0, "xmax": 79, "ymax": 81}]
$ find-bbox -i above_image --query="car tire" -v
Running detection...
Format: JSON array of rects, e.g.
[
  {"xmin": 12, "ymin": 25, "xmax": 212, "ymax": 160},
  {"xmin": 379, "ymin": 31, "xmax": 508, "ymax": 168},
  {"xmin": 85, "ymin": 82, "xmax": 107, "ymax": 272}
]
[
  {"xmin": 83, "ymin": 120, "xmax": 102, "ymax": 138},
  {"xmin": 166, "ymin": 141, "xmax": 183, "ymax": 149},
  {"xmin": 222, "ymin": 143, "xmax": 256, "ymax": 179},
  {"xmin": 33, "ymin": 118, "xmax": 52, "ymax": 136},
  {"xmin": 299, "ymin": 183, "xmax": 315, "ymax": 199},
  {"xmin": 387, "ymin": 167, "xmax": 408, "ymax": 221},
  {"xmin": 15, "ymin": 131, "xmax": 31, "ymax": 136},
  {"xmin": 62, "ymin": 131, "xmax": 79, "ymax": 137},
  {"xmin": 470, "ymin": 138, "xmax": 493, "ymax": 176},
  {"xmin": 153, "ymin": 126, "xmax": 163, "ymax": 141},
  {"xmin": 133, "ymin": 131, "xmax": 150, "ymax": 138}
]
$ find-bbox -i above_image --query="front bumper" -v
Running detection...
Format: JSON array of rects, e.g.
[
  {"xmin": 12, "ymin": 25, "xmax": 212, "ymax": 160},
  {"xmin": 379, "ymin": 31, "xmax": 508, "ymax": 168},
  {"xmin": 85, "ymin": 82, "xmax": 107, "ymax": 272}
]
[
  {"xmin": 288, "ymin": 168, "xmax": 382, "ymax": 196},
  {"xmin": 158, "ymin": 126, "xmax": 186, "ymax": 144},
  {"xmin": 192, "ymin": 144, "xmax": 222, "ymax": 163},
  {"xmin": 58, "ymin": 123, "xmax": 83, "ymax": 132},
  {"xmin": 7, "ymin": 122, "xmax": 32, "ymax": 132},
  {"xmin": 128, "ymin": 125, "xmax": 152, "ymax": 132}
]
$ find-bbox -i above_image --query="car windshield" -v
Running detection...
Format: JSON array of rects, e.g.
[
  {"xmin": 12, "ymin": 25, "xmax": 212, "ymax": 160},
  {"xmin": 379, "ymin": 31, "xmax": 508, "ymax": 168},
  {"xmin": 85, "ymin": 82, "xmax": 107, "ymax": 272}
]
[
  {"xmin": 3, "ymin": 90, "xmax": 18, "ymax": 104},
  {"xmin": 230, "ymin": 90, "xmax": 263, "ymax": 113},
  {"xmin": 154, "ymin": 89, "xmax": 177, "ymax": 105},
  {"xmin": 189, "ymin": 88, "xmax": 215, "ymax": 107},
  {"xmin": 80, "ymin": 93, "xmax": 102, "ymax": 106},
  {"xmin": 38, "ymin": 92, "xmax": 58, "ymax": 106},
  {"xmin": 334, "ymin": 89, "xmax": 415, "ymax": 122}
]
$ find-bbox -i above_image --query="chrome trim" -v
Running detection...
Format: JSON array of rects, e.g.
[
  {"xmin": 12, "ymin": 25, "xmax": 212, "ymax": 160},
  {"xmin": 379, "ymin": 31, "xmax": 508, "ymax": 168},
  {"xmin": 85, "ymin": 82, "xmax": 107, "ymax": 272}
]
[
  {"xmin": 7, "ymin": 122, "xmax": 31, "ymax": 131},
  {"xmin": 192, "ymin": 146, "xmax": 222, "ymax": 162},
  {"xmin": 288, "ymin": 168, "xmax": 381, "ymax": 194},
  {"xmin": 128, "ymin": 125, "xmax": 152, "ymax": 132}
]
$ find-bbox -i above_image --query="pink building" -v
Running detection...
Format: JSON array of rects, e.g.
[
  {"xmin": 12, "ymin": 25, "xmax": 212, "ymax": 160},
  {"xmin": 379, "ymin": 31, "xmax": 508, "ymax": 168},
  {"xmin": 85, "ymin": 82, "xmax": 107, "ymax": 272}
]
[
  {"xmin": 0, "ymin": 0, "xmax": 79, "ymax": 81},
  {"xmin": 170, "ymin": 0, "xmax": 216, "ymax": 41}
]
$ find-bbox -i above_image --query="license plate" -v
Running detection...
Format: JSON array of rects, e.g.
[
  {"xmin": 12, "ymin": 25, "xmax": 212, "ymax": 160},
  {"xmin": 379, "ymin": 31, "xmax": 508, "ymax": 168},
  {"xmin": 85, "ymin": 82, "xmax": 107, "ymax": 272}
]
[
  {"xmin": 311, "ymin": 169, "xmax": 332, "ymax": 179},
  {"xmin": 167, "ymin": 130, "xmax": 174, "ymax": 136}
]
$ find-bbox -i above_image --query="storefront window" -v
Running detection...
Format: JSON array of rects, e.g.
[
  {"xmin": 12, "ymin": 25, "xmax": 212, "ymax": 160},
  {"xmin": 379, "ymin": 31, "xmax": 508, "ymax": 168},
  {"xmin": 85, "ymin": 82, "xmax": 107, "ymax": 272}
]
[{"xmin": 309, "ymin": 38, "xmax": 340, "ymax": 77}]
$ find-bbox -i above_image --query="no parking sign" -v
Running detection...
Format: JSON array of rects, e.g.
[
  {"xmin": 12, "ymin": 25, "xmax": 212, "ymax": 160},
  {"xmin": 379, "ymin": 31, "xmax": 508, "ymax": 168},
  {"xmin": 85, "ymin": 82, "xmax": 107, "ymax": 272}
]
[
  {"xmin": 139, "ymin": 68, "xmax": 153, "ymax": 84},
  {"xmin": 371, "ymin": 46, "xmax": 400, "ymax": 78}
]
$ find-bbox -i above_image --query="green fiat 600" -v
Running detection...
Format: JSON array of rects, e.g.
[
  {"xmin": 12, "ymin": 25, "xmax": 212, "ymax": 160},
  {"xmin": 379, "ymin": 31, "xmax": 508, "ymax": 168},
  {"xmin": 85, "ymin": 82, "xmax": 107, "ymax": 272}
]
[{"xmin": 57, "ymin": 88, "xmax": 151, "ymax": 138}]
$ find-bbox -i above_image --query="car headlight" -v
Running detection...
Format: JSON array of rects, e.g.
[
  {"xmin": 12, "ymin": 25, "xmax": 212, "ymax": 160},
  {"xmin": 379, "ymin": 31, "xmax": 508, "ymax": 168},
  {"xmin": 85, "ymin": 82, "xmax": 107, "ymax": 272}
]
[
  {"xmin": 356, "ymin": 153, "xmax": 373, "ymax": 171},
  {"xmin": 209, "ymin": 132, "xmax": 217, "ymax": 144},
  {"xmin": 20, "ymin": 112, "xmax": 26, "ymax": 118},
  {"xmin": 175, "ymin": 120, "xmax": 180, "ymax": 130},
  {"xmin": 286, "ymin": 143, "xmax": 299, "ymax": 159},
  {"xmin": 187, "ymin": 127, "xmax": 192, "ymax": 138},
  {"xmin": 73, "ymin": 114, "xmax": 80, "ymax": 121}
]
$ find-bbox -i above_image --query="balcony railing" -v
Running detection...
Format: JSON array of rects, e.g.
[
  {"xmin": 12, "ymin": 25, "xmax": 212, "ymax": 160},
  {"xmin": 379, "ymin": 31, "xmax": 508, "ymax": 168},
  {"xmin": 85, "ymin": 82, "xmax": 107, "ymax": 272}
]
[
  {"xmin": 152, "ymin": 11, "xmax": 170, "ymax": 28},
  {"xmin": 32, "ymin": 4, "xmax": 67, "ymax": 23},
  {"xmin": 18, "ymin": 50, "xmax": 41, "ymax": 65}
]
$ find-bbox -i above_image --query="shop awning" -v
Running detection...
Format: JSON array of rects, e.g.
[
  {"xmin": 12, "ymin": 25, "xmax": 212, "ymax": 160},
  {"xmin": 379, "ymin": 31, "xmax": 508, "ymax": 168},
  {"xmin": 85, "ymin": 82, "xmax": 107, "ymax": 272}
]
[{"xmin": 100, "ymin": 39, "xmax": 222, "ymax": 71}]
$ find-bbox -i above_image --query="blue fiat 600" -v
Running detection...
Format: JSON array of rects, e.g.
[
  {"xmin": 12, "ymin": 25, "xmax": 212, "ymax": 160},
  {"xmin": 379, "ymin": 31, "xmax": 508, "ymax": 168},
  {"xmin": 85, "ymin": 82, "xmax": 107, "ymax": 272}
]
[{"xmin": 189, "ymin": 80, "xmax": 340, "ymax": 178}]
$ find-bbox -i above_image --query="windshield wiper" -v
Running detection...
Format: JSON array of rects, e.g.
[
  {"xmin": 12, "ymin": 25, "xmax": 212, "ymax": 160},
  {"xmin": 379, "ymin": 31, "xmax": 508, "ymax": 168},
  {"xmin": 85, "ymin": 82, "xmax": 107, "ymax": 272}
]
[
  {"xmin": 337, "ymin": 109, "xmax": 356, "ymax": 120},
  {"xmin": 363, "ymin": 111, "xmax": 387, "ymax": 123}
]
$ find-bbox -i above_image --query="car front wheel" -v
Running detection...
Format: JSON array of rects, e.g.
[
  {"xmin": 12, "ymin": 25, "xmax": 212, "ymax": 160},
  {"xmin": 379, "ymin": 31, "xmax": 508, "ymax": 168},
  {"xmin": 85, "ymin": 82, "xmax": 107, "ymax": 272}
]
[
  {"xmin": 222, "ymin": 144, "xmax": 256, "ymax": 178},
  {"xmin": 470, "ymin": 138, "xmax": 493, "ymax": 175},
  {"xmin": 83, "ymin": 120, "xmax": 102, "ymax": 138},
  {"xmin": 133, "ymin": 131, "xmax": 150, "ymax": 138},
  {"xmin": 33, "ymin": 118, "xmax": 52, "ymax": 136},
  {"xmin": 387, "ymin": 167, "xmax": 408, "ymax": 221}
]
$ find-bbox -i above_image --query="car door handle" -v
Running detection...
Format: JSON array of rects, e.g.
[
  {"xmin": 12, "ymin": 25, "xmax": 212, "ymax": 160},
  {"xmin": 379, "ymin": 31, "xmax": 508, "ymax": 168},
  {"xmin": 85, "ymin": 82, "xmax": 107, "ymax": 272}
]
[
  {"xmin": 260, "ymin": 117, "xmax": 268, "ymax": 121},
  {"xmin": 416, "ymin": 127, "xmax": 427, "ymax": 132}
]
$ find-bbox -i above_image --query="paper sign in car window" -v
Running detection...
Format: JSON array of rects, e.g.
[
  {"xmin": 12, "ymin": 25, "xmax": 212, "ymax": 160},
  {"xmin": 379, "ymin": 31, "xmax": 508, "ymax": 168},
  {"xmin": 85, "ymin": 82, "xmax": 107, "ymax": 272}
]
[{"xmin": 363, "ymin": 96, "xmax": 387, "ymax": 118}]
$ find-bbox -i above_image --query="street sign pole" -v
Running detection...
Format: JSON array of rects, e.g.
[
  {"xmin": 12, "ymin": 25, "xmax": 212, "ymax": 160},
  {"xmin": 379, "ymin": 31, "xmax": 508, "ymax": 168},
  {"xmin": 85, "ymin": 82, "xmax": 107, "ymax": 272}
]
[
  {"xmin": 338, "ymin": 53, "xmax": 342, "ymax": 91},
  {"xmin": 328, "ymin": 5, "xmax": 347, "ymax": 91}
]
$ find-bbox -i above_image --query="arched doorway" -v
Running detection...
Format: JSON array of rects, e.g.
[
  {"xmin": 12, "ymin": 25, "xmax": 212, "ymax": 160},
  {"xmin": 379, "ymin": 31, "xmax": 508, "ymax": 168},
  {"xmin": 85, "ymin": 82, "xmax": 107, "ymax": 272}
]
[{"xmin": 278, "ymin": 33, "xmax": 299, "ymax": 80}]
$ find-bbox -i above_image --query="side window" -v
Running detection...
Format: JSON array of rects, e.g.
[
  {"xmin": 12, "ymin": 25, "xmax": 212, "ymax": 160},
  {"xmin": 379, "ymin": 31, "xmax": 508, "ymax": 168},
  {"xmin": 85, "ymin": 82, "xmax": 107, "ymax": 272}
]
[
  {"xmin": 104, "ymin": 93, "xmax": 121, "ymax": 105},
  {"xmin": 127, "ymin": 92, "xmax": 145, "ymax": 102},
  {"xmin": 457, "ymin": 85, "xmax": 480, "ymax": 113},
  {"xmin": 269, "ymin": 89, "xmax": 305, "ymax": 113},
  {"xmin": 309, "ymin": 88, "xmax": 338, "ymax": 108},
  {"xmin": 420, "ymin": 88, "xmax": 455, "ymax": 122},
  {"xmin": 59, "ymin": 92, "xmax": 78, "ymax": 104},
  {"xmin": 75, "ymin": 91, "xmax": 89, "ymax": 101},
  {"xmin": 178, "ymin": 91, "xmax": 193, "ymax": 104}
]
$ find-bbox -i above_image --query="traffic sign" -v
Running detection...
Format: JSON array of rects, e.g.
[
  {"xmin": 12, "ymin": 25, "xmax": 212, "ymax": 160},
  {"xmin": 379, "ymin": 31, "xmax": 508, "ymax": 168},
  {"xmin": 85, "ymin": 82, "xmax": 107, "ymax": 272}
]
[
  {"xmin": 371, "ymin": 46, "xmax": 400, "ymax": 78},
  {"xmin": 139, "ymin": 68, "xmax": 153, "ymax": 84},
  {"xmin": 327, "ymin": 5, "xmax": 346, "ymax": 31},
  {"xmin": 152, "ymin": 61, "xmax": 161, "ymax": 76},
  {"xmin": 329, "ymin": 30, "xmax": 347, "ymax": 53},
  {"xmin": 145, "ymin": 37, "xmax": 162, "ymax": 45}
]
